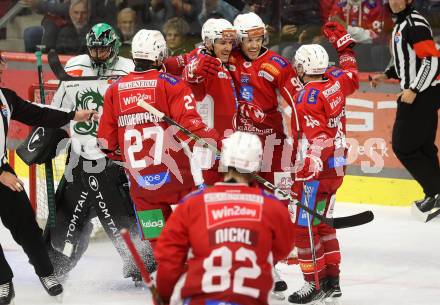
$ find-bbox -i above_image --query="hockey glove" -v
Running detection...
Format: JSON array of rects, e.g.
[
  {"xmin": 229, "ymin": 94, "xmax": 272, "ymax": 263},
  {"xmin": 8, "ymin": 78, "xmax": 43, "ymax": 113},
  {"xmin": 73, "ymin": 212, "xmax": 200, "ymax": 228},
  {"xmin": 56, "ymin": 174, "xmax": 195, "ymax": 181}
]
[
  {"xmin": 295, "ymin": 154, "xmax": 323, "ymax": 182},
  {"xmin": 186, "ymin": 54, "xmax": 221, "ymax": 81},
  {"xmin": 323, "ymin": 21, "xmax": 355, "ymax": 52}
]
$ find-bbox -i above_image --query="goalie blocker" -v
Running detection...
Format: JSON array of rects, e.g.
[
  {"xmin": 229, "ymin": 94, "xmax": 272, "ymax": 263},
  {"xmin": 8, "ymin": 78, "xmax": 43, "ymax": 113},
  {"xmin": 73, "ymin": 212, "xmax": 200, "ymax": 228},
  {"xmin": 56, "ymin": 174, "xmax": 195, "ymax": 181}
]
[{"xmin": 16, "ymin": 126, "xmax": 68, "ymax": 165}]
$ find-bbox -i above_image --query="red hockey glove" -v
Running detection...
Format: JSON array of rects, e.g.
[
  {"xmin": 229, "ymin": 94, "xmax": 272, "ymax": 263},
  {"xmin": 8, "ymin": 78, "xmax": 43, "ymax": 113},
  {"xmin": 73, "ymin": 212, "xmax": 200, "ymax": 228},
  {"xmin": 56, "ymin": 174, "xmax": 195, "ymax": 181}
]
[
  {"xmin": 187, "ymin": 54, "xmax": 221, "ymax": 79},
  {"xmin": 323, "ymin": 21, "xmax": 355, "ymax": 52},
  {"xmin": 295, "ymin": 155, "xmax": 323, "ymax": 182}
]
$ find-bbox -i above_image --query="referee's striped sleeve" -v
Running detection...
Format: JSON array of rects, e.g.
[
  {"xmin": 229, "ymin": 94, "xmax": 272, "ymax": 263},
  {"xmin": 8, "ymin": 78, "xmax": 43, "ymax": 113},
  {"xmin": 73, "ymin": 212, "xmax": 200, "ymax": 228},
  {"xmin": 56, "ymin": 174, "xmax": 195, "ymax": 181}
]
[
  {"xmin": 408, "ymin": 19, "xmax": 440, "ymax": 92},
  {"xmin": 410, "ymin": 56, "xmax": 438, "ymax": 92}
]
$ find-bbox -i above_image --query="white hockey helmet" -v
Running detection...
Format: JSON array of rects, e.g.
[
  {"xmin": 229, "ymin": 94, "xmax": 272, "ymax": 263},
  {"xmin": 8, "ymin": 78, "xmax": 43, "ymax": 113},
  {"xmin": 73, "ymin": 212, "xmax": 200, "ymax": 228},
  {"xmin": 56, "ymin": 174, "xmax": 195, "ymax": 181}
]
[
  {"xmin": 233, "ymin": 12, "xmax": 266, "ymax": 41},
  {"xmin": 294, "ymin": 44, "xmax": 329, "ymax": 75},
  {"xmin": 131, "ymin": 29, "xmax": 168, "ymax": 64},
  {"xmin": 201, "ymin": 18, "xmax": 237, "ymax": 45},
  {"xmin": 220, "ymin": 131, "xmax": 263, "ymax": 173}
]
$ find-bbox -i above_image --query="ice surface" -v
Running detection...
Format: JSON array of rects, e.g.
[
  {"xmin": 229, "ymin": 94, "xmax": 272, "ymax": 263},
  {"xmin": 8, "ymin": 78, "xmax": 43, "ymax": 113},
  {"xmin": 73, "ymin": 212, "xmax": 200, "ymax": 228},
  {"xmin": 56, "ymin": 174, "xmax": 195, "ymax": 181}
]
[{"xmin": 1, "ymin": 202, "xmax": 439, "ymax": 305}]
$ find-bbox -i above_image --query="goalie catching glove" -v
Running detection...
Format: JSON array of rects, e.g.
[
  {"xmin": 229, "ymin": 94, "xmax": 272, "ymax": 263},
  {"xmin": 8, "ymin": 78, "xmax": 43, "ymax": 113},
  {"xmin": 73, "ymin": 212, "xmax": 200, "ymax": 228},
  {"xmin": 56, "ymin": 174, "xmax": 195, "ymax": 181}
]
[
  {"xmin": 323, "ymin": 21, "xmax": 355, "ymax": 52},
  {"xmin": 16, "ymin": 127, "xmax": 69, "ymax": 165}
]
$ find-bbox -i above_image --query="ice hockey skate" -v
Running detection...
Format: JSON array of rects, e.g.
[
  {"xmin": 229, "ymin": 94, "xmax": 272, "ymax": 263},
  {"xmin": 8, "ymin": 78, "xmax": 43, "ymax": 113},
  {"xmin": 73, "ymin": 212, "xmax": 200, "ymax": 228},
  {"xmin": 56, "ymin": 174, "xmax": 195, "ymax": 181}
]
[
  {"xmin": 323, "ymin": 277, "xmax": 342, "ymax": 305},
  {"xmin": 0, "ymin": 281, "xmax": 14, "ymax": 305},
  {"xmin": 411, "ymin": 194, "xmax": 440, "ymax": 222},
  {"xmin": 39, "ymin": 274, "xmax": 63, "ymax": 302},
  {"xmin": 270, "ymin": 267, "xmax": 287, "ymax": 300},
  {"xmin": 288, "ymin": 281, "xmax": 325, "ymax": 304}
]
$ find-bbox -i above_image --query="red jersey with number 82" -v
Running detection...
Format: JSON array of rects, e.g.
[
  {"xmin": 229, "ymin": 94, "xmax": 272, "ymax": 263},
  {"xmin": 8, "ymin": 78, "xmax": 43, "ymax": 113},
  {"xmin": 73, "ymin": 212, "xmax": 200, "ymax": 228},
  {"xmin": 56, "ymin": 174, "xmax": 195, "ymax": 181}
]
[{"xmin": 155, "ymin": 183, "xmax": 296, "ymax": 305}]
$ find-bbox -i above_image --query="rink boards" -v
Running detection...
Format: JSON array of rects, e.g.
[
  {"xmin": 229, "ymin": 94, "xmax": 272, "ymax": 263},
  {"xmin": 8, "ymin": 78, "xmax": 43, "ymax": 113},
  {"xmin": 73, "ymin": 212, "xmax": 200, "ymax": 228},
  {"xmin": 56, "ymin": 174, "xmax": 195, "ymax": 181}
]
[{"xmin": 11, "ymin": 151, "xmax": 423, "ymax": 207}]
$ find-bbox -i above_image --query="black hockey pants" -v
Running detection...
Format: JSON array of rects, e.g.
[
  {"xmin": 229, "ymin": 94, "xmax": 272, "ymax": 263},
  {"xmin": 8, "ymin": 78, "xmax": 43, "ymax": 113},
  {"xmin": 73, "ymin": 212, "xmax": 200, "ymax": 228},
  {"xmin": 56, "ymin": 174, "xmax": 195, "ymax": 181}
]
[
  {"xmin": 45, "ymin": 155, "xmax": 154, "ymax": 277},
  {"xmin": 0, "ymin": 164, "xmax": 53, "ymax": 285},
  {"xmin": 392, "ymin": 85, "xmax": 440, "ymax": 197}
]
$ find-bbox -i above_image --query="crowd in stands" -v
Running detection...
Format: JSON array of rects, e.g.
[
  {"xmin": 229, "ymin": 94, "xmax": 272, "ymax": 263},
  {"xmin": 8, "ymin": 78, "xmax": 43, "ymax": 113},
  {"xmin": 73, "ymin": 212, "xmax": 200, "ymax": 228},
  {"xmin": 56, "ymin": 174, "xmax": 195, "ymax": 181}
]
[{"xmin": 1, "ymin": 0, "xmax": 439, "ymax": 71}]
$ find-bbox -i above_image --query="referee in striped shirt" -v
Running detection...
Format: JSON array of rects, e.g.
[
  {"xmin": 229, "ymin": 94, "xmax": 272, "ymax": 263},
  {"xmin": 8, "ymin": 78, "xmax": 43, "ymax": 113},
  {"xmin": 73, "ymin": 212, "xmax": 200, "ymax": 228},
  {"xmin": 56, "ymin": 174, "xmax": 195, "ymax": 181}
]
[
  {"xmin": 371, "ymin": 0, "xmax": 440, "ymax": 218},
  {"xmin": 0, "ymin": 51, "xmax": 96, "ymax": 303}
]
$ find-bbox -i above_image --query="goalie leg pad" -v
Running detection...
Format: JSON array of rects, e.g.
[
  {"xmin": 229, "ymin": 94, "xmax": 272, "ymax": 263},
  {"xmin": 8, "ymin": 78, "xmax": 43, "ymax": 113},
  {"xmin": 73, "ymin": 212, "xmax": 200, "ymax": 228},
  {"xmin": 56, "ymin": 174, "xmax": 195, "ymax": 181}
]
[{"xmin": 46, "ymin": 159, "xmax": 94, "ymax": 275}]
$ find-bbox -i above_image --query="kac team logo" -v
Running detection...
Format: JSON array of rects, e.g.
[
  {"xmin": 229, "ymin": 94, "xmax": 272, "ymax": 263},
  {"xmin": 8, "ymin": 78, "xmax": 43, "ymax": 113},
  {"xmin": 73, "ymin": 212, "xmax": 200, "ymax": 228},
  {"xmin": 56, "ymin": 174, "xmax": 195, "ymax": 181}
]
[{"xmin": 238, "ymin": 102, "xmax": 266, "ymax": 123}]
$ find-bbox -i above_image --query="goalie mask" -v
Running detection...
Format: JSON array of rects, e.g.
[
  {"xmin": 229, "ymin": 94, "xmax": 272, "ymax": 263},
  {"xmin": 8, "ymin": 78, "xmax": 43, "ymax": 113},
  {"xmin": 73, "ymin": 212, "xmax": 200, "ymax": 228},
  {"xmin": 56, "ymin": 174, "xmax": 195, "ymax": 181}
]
[{"xmin": 86, "ymin": 23, "xmax": 121, "ymax": 75}]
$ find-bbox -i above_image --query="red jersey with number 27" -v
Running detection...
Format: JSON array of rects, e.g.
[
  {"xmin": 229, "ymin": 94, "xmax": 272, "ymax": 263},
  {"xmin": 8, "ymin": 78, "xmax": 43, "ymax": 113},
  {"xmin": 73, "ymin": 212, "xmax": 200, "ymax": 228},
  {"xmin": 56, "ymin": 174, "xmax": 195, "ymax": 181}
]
[{"xmin": 98, "ymin": 69, "xmax": 219, "ymax": 200}]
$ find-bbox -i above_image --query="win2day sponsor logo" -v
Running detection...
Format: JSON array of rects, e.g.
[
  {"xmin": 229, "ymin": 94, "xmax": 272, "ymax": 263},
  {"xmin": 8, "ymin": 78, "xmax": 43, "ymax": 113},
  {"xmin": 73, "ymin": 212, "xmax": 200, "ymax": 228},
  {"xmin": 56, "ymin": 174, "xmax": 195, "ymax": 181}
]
[
  {"xmin": 119, "ymin": 88, "xmax": 155, "ymax": 112},
  {"xmin": 205, "ymin": 202, "xmax": 262, "ymax": 228}
]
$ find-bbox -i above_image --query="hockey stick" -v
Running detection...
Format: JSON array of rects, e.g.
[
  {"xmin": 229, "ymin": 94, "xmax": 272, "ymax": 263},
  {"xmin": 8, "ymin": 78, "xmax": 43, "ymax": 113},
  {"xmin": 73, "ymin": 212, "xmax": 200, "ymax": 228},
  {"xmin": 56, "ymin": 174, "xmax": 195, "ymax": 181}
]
[
  {"xmin": 36, "ymin": 49, "xmax": 56, "ymax": 228},
  {"xmin": 137, "ymin": 100, "xmax": 374, "ymax": 229},
  {"xmin": 47, "ymin": 50, "xmax": 123, "ymax": 81},
  {"xmin": 121, "ymin": 229, "xmax": 163, "ymax": 305},
  {"xmin": 303, "ymin": 184, "xmax": 320, "ymax": 290}
]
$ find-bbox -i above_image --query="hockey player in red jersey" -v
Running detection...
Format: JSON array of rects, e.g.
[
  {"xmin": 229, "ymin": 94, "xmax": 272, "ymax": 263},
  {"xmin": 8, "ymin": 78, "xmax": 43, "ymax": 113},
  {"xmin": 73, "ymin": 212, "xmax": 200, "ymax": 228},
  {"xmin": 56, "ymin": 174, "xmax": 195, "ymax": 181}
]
[
  {"xmin": 155, "ymin": 131, "xmax": 296, "ymax": 305},
  {"xmin": 181, "ymin": 18, "xmax": 239, "ymax": 185},
  {"xmin": 230, "ymin": 12, "xmax": 302, "ymax": 196},
  {"xmin": 98, "ymin": 29, "xmax": 219, "ymax": 251},
  {"xmin": 287, "ymin": 22, "xmax": 359, "ymax": 304},
  {"xmin": 228, "ymin": 11, "xmax": 302, "ymax": 298}
]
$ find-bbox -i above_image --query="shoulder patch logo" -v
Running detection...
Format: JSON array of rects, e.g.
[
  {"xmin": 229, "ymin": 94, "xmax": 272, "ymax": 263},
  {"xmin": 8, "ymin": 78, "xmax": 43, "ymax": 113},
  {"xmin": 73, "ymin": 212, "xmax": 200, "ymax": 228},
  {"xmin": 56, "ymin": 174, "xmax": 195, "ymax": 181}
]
[
  {"xmin": 330, "ymin": 69, "xmax": 343, "ymax": 78},
  {"xmin": 159, "ymin": 73, "xmax": 179, "ymax": 85},
  {"xmin": 307, "ymin": 89, "xmax": 320, "ymax": 104},
  {"xmin": 261, "ymin": 63, "xmax": 280, "ymax": 76},
  {"xmin": 270, "ymin": 55, "xmax": 288, "ymax": 68}
]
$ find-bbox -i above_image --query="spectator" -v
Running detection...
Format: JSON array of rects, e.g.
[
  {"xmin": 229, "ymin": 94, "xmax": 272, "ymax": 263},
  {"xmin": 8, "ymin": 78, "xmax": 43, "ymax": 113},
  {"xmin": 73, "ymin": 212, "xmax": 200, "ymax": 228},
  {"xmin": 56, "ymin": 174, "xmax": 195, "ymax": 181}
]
[
  {"xmin": 171, "ymin": 0, "xmax": 201, "ymax": 32},
  {"xmin": 22, "ymin": 0, "xmax": 119, "ymax": 53},
  {"xmin": 171, "ymin": 0, "xmax": 197, "ymax": 19},
  {"xmin": 116, "ymin": 7, "xmax": 137, "ymax": 57},
  {"xmin": 198, "ymin": 0, "xmax": 239, "ymax": 25},
  {"xmin": 89, "ymin": 0, "xmax": 117, "ymax": 25},
  {"xmin": 328, "ymin": 0, "xmax": 393, "ymax": 44},
  {"xmin": 20, "ymin": 0, "xmax": 69, "ymax": 52},
  {"xmin": 141, "ymin": 0, "xmax": 175, "ymax": 31},
  {"xmin": 117, "ymin": 7, "xmax": 136, "ymax": 43},
  {"xmin": 241, "ymin": 0, "xmax": 274, "ymax": 24},
  {"xmin": 162, "ymin": 17, "xmax": 191, "ymax": 55},
  {"xmin": 280, "ymin": 1, "xmax": 322, "ymax": 43},
  {"xmin": 56, "ymin": 0, "xmax": 91, "ymax": 55}
]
